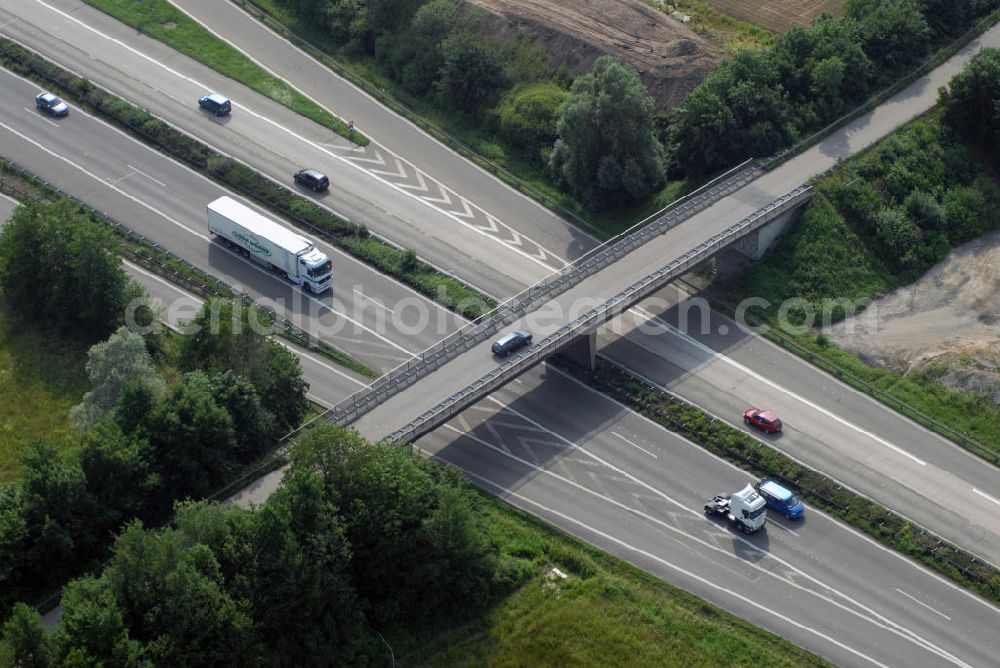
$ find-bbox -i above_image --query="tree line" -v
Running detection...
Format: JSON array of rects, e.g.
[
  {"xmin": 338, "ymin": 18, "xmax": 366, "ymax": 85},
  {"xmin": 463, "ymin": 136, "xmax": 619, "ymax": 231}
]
[
  {"xmin": 0, "ymin": 200, "xmax": 308, "ymax": 619},
  {"xmin": 1, "ymin": 426, "xmax": 511, "ymax": 667},
  {"xmin": 732, "ymin": 48, "xmax": 1000, "ymax": 321},
  {"xmin": 276, "ymin": 0, "xmax": 999, "ymax": 210}
]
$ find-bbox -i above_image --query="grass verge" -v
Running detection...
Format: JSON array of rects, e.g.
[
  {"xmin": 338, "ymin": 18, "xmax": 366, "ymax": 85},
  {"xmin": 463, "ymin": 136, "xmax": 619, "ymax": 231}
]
[
  {"xmin": 0, "ymin": 305, "xmax": 89, "ymax": 483},
  {"xmin": 397, "ymin": 492, "xmax": 831, "ymax": 667},
  {"xmin": 554, "ymin": 356, "xmax": 1000, "ymax": 605},
  {"xmin": 81, "ymin": 0, "xmax": 366, "ymax": 146}
]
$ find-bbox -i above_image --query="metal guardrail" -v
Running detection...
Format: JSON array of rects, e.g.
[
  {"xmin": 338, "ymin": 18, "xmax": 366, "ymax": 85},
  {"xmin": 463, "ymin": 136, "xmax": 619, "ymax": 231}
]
[
  {"xmin": 321, "ymin": 159, "xmax": 762, "ymax": 426},
  {"xmin": 382, "ymin": 186, "xmax": 814, "ymax": 444}
]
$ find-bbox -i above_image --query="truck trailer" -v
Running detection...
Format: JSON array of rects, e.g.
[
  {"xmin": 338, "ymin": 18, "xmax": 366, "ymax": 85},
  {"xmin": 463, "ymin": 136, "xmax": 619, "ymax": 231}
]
[
  {"xmin": 704, "ymin": 484, "xmax": 767, "ymax": 534},
  {"xmin": 207, "ymin": 196, "xmax": 333, "ymax": 293}
]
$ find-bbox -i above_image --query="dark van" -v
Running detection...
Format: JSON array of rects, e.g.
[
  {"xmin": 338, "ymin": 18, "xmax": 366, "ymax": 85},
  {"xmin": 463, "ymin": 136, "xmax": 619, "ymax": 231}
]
[
  {"xmin": 757, "ymin": 479, "xmax": 805, "ymax": 519},
  {"xmin": 198, "ymin": 93, "xmax": 232, "ymax": 116}
]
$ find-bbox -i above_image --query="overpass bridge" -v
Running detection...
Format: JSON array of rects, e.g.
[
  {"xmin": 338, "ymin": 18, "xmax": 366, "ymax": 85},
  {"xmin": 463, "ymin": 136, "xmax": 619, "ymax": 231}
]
[{"xmin": 326, "ymin": 155, "xmax": 820, "ymax": 443}]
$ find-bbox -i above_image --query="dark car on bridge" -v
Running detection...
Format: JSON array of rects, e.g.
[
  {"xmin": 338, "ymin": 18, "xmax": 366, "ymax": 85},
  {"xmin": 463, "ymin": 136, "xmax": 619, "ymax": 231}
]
[
  {"xmin": 35, "ymin": 92, "xmax": 69, "ymax": 117},
  {"xmin": 743, "ymin": 408, "xmax": 782, "ymax": 434},
  {"xmin": 492, "ymin": 329, "xmax": 532, "ymax": 357}
]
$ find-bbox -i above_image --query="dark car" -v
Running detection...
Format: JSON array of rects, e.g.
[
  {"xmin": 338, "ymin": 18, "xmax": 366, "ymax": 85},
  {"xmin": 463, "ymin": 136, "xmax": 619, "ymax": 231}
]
[
  {"xmin": 492, "ymin": 329, "xmax": 532, "ymax": 356},
  {"xmin": 198, "ymin": 93, "xmax": 231, "ymax": 116},
  {"xmin": 756, "ymin": 479, "xmax": 805, "ymax": 519},
  {"xmin": 294, "ymin": 169, "xmax": 329, "ymax": 192},
  {"xmin": 743, "ymin": 407, "xmax": 782, "ymax": 434},
  {"xmin": 35, "ymin": 92, "xmax": 69, "ymax": 117}
]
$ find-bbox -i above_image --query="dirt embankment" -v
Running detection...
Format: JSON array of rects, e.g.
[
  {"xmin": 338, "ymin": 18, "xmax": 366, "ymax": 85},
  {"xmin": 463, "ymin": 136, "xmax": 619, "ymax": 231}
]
[
  {"xmin": 466, "ymin": 0, "xmax": 721, "ymax": 108},
  {"xmin": 829, "ymin": 230, "xmax": 1000, "ymax": 401}
]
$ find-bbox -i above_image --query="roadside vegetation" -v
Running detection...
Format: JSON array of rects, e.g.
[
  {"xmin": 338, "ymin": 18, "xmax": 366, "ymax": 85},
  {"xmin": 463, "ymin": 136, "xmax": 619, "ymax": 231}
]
[
  {"xmin": 560, "ymin": 357, "xmax": 1000, "ymax": 605},
  {"xmin": 1, "ymin": 425, "xmax": 830, "ymax": 667},
  {"xmin": 0, "ymin": 36, "xmax": 493, "ymax": 320},
  {"xmin": 0, "ymin": 309, "xmax": 88, "ymax": 484},
  {"xmin": 724, "ymin": 49, "xmax": 1000, "ymax": 459},
  {"xmin": 81, "ymin": 0, "xmax": 366, "ymax": 146},
  {"xmin": 241, "ymin": 0, "xmax": 995, "ymax": 223}
]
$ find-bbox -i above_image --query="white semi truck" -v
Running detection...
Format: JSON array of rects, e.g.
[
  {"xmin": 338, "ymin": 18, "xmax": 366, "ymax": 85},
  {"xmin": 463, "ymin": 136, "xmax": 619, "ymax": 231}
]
[
  {"xmin": 704, "ymin": 484, "xmax": 767, "ymax": 534},
  {"xmin": 207, "ymin": 196, "xmax": 333, "ymax": 293}
]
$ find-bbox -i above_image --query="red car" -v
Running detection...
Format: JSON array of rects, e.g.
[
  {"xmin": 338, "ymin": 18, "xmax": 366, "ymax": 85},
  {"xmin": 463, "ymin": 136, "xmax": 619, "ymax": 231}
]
[{"xmin": 743, "ymin": 408, "xmax": 782, "ymax": 434}]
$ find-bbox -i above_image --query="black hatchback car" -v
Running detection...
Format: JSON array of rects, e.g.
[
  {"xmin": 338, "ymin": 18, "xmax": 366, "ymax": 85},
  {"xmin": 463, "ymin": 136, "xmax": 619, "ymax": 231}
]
[
  {"xmin": 492, "ymin": 330, "xmax": 532, "ymax": 356},
  {"xmin": 294, "ymin": 169, "xmax": 329, "ymax": 192},
  {"xmin": 198, "ymin": 93, "xmax": 231, "ymax": 116}
]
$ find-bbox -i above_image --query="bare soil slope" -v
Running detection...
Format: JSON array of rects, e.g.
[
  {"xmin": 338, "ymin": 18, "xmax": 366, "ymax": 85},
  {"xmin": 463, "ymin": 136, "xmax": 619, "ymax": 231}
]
[
  {"xmin": 830, "ymin": 230, "xmax": 1000, "ymax": 401},
  {"xmin": 468, "ymin": 0, "xmax": 721, "ymax": 108}
]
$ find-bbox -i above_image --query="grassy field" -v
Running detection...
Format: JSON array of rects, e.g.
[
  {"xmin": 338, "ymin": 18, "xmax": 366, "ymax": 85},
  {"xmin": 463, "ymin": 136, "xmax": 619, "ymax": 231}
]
[
  {"xmin": 699, "ymin": 0, "xmax": 843, "ymax": 34},
  {"xmin": 82, "ymin": 0, "xmax": 366, "ymax": 145},
  {"xmin": 0, "ymin": 306, "xmax": 88, "ymax": 483},
  {"xmin": 400, "ymin": 496, "xmax": 829, "ymax": 667}
]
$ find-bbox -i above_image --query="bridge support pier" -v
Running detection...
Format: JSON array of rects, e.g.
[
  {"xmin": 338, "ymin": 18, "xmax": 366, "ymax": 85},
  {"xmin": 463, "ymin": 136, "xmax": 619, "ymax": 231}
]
[
  {"xmin": 733, "ymin": 205, "xmax": 804, "ymax": 260},
  {"xmin": 560, "ymin": 331, "xmax": 597, "ymax": 371}
]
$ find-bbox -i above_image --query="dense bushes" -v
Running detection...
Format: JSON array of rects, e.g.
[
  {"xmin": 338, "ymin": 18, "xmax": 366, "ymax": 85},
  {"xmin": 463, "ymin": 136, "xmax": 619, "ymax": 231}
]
[
  {"xmin": 939, "ymin": 47, "xmax": 1000, "ymax": 152},
  {"xmin": 0, "ymin": 300, "xmax": 309, "ymax": 618},
  {"xmin": 733, "ymin": 99, "xmax": 1000, "ymax": 326},
  {"xmin": 664, "ymin": 0, "xmax": 999, "ymax": 176},
  {"xmin": 1, "ymin": 427, "xmax": 508, "ymax": 666}
]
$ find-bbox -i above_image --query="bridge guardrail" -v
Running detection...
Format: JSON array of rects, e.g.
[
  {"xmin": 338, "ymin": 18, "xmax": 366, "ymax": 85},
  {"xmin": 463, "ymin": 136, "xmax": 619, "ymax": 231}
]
[
  {"xmin": 383, "ymin": 186, "xmax": 814, "ymax": 443},
  {"xmin": 322, "ymin": 159, "xmax": 762, "ymax": 426}
]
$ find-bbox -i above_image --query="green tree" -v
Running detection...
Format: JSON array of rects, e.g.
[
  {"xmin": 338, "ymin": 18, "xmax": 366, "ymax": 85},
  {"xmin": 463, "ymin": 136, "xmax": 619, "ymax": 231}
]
[
  {"xmin": 142, "ymin": 372, "xmax": 236, "ymax": 499},
  {"xmin": 496, "ymin": 81, "xmax": 569, "ymax": 151},
  {"xmin": 79, "ymin": 421, "xmax": 161, "ymax": 530},
  {"xmin": 52, "ymin": 576, "xmax": 140, "ymax": 666},
  {"xmin": 845, "ymin": 0, "xmax": 931, "ymax": 76},
  {"xmin": 438, "ymin": 31, "xmax": 508, "ymax": 113},
  {"xmin": 874, "ymin": 207, "xmax": 922, "ymax": 266},
  {"xmin": 70, "ymin": 326, "xmax": 166, "ymax": 431},
  {"xmin": 179, "ymin": 300, "xmax": 308, "ymax": 432},
  {"xmin": 0, "ymin": 200, "xmax": 139, "ymax": 340},
  {"xmin": 18, "ymin": 442, "xmax": 99, "ymax": 589},
  {"xmin": 292, "ymin": 426, "xmax": 496, "ymax": 625},
  {"xmin": 904, "ymin": 190, "xmax": 946, "ymax": 230},
  {"xmin": 940, "ymin": 48, "xmax": 1000, "ymax": 150},
  {"xmin": 210, "ymin": 371, "xmax": 279, "ymax": 461},
  {"xmin": 102, "ymin": 522, "xmax": 255, "ymax": 667},
  {"xmin": 393, "ymin": 0, "xmax": 460, "ymax": 94},
  {"xmin": 0, "ymin": 603, "xmax": 52, "ymax": 668},
  {"xmin": 247, "ymin": 471, "xmax": 369, "ymax": 664},
  {"xmin": 253, "ymin": 342, "xmax": 309, "ymax": 433},
  {"xmin": 0, "ymin": 485, "xmax": 28, "ymax": 611},
  {"xmin": 550, "ymin": 56, "xmax": 665, "ymax": 208}
]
